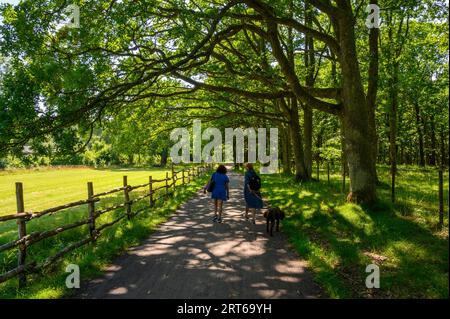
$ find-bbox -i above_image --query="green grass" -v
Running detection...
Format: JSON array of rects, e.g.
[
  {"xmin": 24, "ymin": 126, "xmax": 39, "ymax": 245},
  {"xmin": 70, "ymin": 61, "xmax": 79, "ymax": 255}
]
[
  {"xmin": 0, "ymin": 166, "xmax": 177, "ymax": 216},
  {"xmin": 263, "ymin": 165, "xmax": 449, "ymax": 299},
  {"xmin": 0, "ymin": 166, "xmax": 210, "ymax": 298}
]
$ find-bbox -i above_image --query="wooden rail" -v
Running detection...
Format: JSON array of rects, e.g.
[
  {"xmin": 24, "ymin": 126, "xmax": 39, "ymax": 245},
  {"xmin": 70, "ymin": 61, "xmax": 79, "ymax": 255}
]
[{"xmin": 0, "ymin": 164, "xmax": 213, "ymax": 288}]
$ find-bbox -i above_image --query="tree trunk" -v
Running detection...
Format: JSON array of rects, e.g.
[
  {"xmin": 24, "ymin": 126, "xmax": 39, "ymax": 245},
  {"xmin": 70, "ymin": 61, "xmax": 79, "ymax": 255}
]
[
  {"xmin": 289, "ymin": 99, "xmax": 308, "ymax": 181},
  {"xmin": 367, "ymin": 0, "xmax": 380, "ymax": 181},
  {"xmin": 281, "ymin": 124, "xmax": 292, "ymax": 174},
  {"xmin": 338, "ymin": 13, "xmax": 377, "ymax": 203},
  {"xmin": 316, "ymin": 130, "xmax": 323, "ymax": 180},
  {"xmin": 389, "ymin": 61, "xmax": 399, "ymax": 202},
  {"xmin": 340, "ymin": 119, "xmax": 348, "ymax": 190},
  {"xmin": 400, "ymin": 146, "xmax": 404, "ymax": 165},
  {"xmin": 440, "ymin": 126, "xmax": 447, "ymax": 168},
  {"xmin": 303, "ymin": 2, "xmax": 314, "ymax": 178},
  {"xmin": 414, "ymin": 102, "xmax": 425, "ymax": 166},
  {"xmin": 430, "ymin": 115, "xmax": 437, "ymax": 166},
  {"xmin": 127, "ymin": 154, "xmax": 134, "ymax": 165},
  {"xmin": 160, "ymin": 149, "xmax": 168, "ymax": 167},
  {"xmin": 303, "ymin": 106, "xmax": 313, "ymax": 178}
]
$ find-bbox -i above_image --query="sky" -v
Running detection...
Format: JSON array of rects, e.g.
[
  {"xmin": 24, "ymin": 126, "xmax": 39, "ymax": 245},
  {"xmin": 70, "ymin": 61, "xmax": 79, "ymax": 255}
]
[{"xmin": 0, "ymin": 0, "xmax": 21, "ymax": 5}]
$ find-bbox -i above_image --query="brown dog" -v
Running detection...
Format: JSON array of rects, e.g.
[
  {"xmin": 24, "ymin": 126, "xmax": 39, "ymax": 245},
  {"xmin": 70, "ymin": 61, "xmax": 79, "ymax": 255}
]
[{"xmin": 263, "ymin": 207, "xmax": 285, "ymax": 236}]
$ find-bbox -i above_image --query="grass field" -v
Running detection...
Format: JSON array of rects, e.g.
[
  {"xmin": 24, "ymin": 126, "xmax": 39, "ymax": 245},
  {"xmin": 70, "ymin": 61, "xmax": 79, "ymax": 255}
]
[
  {"xmin": 263, "ymin": 165, "xmax": 449, "ymax": 298},
  {"xmin": 0, "ymin": 166, "xmax": 175, "ymax": 216},
  {"xmin": 0, "ymin": 166, "xmax": 210, "ymax": 298}
]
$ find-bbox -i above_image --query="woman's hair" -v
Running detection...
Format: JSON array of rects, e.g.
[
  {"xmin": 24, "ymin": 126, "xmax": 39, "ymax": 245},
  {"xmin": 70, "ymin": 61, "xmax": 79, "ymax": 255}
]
[
  {"xmin": 216, "ymin": 164, "xmax": 227, "ymax": 174},
  {"xmin": 245, "ymin": 163, "xmax": 254, "ymax": 170}
]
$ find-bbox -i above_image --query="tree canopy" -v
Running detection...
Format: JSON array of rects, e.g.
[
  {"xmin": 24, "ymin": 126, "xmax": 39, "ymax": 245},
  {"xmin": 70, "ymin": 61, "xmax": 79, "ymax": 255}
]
[{"xmin": 0, "ymin": 0, "xmax": 448, "ymax": 202}]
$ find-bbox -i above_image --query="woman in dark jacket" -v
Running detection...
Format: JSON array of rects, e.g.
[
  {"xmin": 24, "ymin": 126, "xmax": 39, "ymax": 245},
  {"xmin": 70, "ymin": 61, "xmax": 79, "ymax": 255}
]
[{"xmin": 243, "ymin": 163, "xmax": 263, "ymax": 224}]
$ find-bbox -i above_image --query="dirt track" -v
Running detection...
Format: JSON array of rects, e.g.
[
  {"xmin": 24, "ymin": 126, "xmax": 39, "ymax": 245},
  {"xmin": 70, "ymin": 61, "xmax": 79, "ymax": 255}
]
[{"xmin": 76, "ymin": 172, "xmax": 323, "ymax": 299}]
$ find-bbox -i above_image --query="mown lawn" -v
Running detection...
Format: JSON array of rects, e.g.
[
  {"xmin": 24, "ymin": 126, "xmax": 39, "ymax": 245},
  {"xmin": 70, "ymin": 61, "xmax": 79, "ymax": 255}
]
[
  {"xmin": 0, "ymin": 166, "xmax": 210, "ymax": 299},
  {"xmin": 263, "ymin": 165, "xmax": 449, "ymax": 298},
  {"xmin": 0, "ymin": 166, "xmax": 176, "ymax": 216}
]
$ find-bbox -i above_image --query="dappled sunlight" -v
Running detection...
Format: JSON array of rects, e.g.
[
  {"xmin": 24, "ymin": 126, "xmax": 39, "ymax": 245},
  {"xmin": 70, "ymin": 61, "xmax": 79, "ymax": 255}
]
[
  {"xmin": 266, "ymin": 275, "xmax": 301, "ymax": 283},
  {"xmin": 155, "ymin": 235, "xmax": 188, "ymax": 245},
  {"xmin": 76, "ymin": 173, "xmax": 323, "ymax": 299},
  {"xmin": 274, "ymin": 259, "xmax": 307, "ymax": 274},
  {"xmin": 263, "ymin": 171, "xmax": 448, "ymax": 298},
  {"xmin": 384, "ymin": 241, "xmax": 429, "ymax": 262},
  {"xmin": 207, "ymin": 240, "xmax": 264, "ymax": 258},
  {"xmin": 108, "ymin": 287, "xmax": 128, "ymax": 295},
  {"xmin": 257, "ymin": 289, "xmax": 288, "ymax": 298},
  {"xmin": 333, "ymin": 205, "xmax": 376, "ymax": 237}
]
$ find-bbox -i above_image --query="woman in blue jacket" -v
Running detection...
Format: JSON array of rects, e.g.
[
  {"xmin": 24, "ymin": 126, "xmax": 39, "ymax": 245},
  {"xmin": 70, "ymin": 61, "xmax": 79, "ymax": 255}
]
[{"xmin": 204, "ymin": 164, "xmax": 229, "ymax": 223}]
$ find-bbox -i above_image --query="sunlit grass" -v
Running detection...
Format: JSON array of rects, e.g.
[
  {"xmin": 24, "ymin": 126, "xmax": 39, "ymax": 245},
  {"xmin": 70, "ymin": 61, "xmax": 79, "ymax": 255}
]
[
  {"xmin": 263, "ymin": 165, "xmax": 449, "ymax": 298},
  {"xmin": 0, "ymin": 166, "xmax": 179, "ymax": 216}
]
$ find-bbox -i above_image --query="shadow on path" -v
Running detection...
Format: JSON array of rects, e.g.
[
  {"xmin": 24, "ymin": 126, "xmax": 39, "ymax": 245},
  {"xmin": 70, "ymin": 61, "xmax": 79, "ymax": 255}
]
[{"xmin": 76, "ymin": 172, "xmax": 323, "ymax": 299}]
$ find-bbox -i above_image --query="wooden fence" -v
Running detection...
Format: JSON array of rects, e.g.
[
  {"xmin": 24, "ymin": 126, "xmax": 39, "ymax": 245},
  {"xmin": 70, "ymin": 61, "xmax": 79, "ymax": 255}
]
[
  {"xmin": 0, "ymin": 164, "xmax": 212, "ymax": 288},
  {"xmin": 315, "ymin": 161, "xmax": 448, "ymax": 227}
]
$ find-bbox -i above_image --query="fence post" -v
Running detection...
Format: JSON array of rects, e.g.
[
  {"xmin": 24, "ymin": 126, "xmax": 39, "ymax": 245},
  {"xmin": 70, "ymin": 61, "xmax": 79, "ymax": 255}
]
[
  {"xmin": 182, "ymin": 170, "xmax": 185, "ymax": 186},
  {"xmin": 439, "ymin": 170, "xmax": 444, "ymax": 228},
  {"xmin": 172, "ymin": 163, "xmax": 176, "ymax": 191},
  {"xmin": 173, "ymin": 172, "xmax": 176, "ymax": 192},
  {"xmin": 188, "ymin": 168, "xmax": 191, "ymax": 183},
  {"xmin": 172, "ymin": 164, "xmax": 176, "ymax": 189},
  {"xmin": 123, "ymin": 176, "xmax": 132, "ymax": 219},
  {"xmin": 149, "ymin": 176, "xmax": 154, "ymax": 207},
  {"xmin": 16, "ymin": 182, "xmax": 27, "ymax": 288},
  {"xmin": 165, "ymin": 172, "xmax": 169, "ymax": 198},
  {"xmin": 87, "ymin": 182, "xmax": 96, "ymax": 241}
]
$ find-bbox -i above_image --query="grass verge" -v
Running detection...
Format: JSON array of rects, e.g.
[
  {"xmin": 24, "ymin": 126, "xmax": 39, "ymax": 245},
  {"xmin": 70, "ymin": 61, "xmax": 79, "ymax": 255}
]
[{"xmin": 263, "ymin": 166, "xmax": 448, "ymax": 298}]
